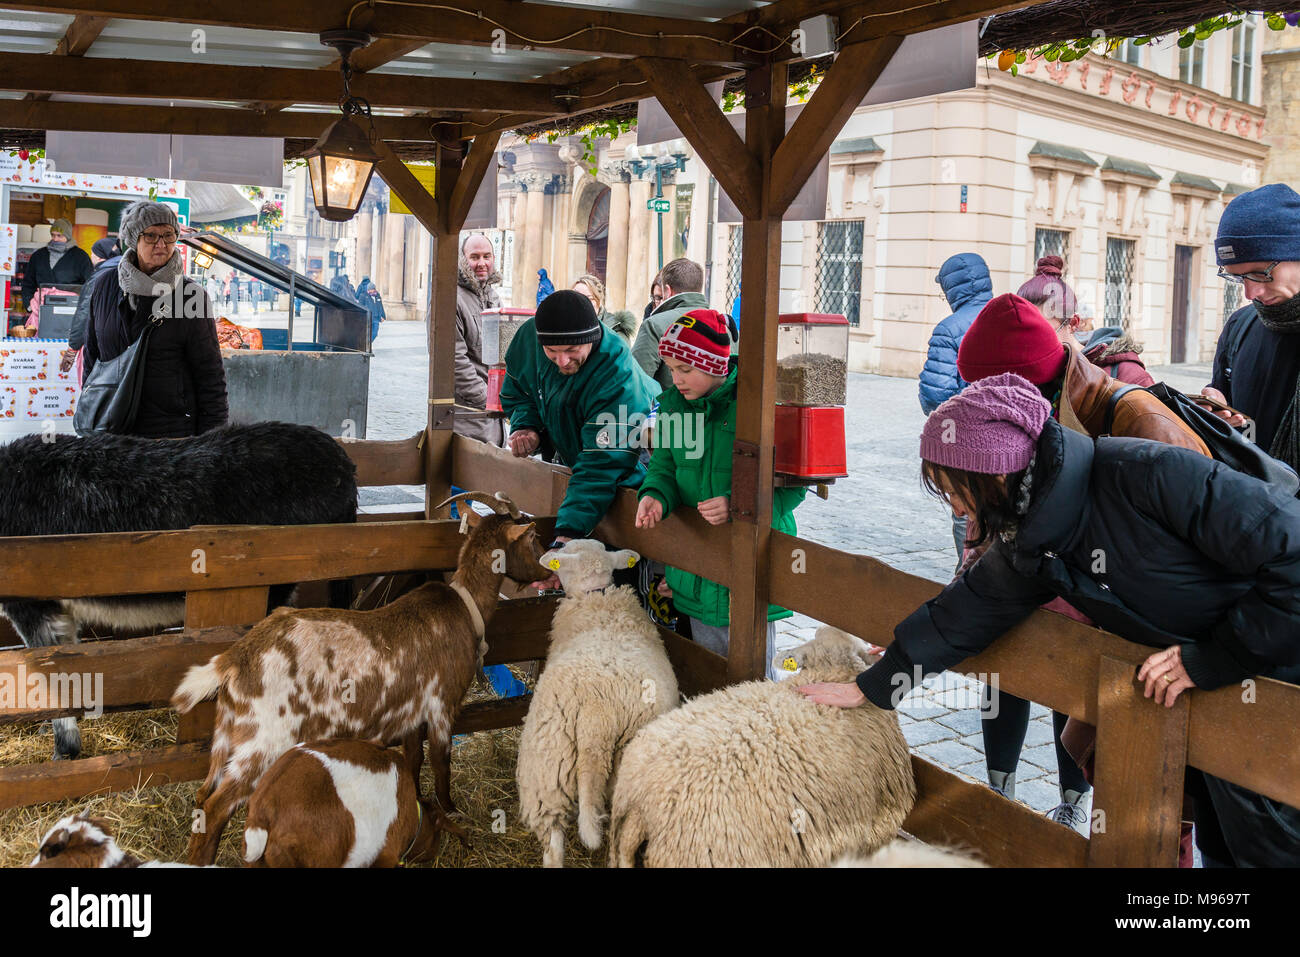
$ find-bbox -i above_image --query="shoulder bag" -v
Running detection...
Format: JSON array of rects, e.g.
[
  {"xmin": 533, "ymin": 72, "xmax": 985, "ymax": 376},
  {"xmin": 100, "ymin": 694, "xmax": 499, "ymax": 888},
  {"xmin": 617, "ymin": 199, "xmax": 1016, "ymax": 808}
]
[{"xmin": 73, "ymin": 317, "xmax": 159, "ymax": 435}]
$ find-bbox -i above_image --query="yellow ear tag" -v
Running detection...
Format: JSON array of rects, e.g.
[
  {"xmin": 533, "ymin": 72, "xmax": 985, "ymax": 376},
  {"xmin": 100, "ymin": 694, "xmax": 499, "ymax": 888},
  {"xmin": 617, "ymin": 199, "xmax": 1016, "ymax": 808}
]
[
  {"xmin": 627, "ymin": 556, "xmax": 637, "ymax": 568},
  {"xmin": 782, "ymin": 656, "xmax": 799, "ymax": 672},
  {"xmin": 548, "ymin": 558, "xmax": 561, "ymax": 571}
]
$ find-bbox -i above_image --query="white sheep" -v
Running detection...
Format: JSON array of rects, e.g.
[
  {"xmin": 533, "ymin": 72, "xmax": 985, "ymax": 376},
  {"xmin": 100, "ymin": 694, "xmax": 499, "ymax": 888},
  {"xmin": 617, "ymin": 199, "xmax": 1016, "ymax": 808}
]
[
  {"xmin": 834, "ymin": 840, "xmax": 986, "ymax": 868},
  {"xmin": 608, "ymin": 625, "xmax": 915, "ymax": 867},
  {"xmin": 516, "ymin": 539, "xmax": 679, "ymax": 867}
]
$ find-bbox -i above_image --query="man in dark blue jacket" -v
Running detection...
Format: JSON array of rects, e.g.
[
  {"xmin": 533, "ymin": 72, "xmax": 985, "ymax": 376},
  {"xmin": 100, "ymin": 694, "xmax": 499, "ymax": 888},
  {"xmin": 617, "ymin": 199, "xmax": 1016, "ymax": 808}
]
[{"xmin": 920, "ymin": 252, "xmax": 992, "ymax": 561}]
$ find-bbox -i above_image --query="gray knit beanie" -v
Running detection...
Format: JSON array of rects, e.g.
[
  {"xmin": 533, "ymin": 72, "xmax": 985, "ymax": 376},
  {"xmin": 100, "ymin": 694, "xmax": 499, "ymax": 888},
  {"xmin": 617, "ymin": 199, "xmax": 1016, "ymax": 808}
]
[{"xmin": 119, "ymin": 200, "xmax": 179, "ymax": 251}]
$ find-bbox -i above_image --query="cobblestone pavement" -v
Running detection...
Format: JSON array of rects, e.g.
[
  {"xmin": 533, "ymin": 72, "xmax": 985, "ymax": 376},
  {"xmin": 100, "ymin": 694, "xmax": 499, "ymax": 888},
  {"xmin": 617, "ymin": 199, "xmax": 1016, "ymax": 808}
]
[{"xmin": 364, "ymin": 321, "xmax": 1212, "ymax": 824}]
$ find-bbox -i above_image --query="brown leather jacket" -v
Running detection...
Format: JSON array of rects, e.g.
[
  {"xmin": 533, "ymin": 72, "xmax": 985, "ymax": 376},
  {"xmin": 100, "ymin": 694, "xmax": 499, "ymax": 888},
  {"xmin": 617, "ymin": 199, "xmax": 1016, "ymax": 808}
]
[{"xmin": 1059, "ymin": 340, "xmax": 1209, "ymax": 455}]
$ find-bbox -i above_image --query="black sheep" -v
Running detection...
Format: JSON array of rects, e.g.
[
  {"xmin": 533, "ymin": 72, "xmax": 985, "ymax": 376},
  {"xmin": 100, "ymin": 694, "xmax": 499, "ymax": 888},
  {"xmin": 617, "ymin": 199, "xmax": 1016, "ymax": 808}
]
[{"xmin": 0, "ymin": 422, "xmax": 358, "ymax": 759}]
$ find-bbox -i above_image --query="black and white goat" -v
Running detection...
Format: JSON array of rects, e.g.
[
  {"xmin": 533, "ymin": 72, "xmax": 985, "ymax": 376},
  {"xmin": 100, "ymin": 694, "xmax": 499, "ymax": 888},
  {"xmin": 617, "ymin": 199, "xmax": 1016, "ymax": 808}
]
[{"xmin": 0, "ymin": 422, "xmax": 358, "ymax": 759}]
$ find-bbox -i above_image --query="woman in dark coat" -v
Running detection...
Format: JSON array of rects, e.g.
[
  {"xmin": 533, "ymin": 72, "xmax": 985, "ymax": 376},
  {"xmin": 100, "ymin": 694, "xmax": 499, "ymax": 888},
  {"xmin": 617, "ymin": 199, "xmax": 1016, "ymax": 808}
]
[
  {"xmin": 83, "ymin": 200, "xmax": 228, "ymax": 439},
  {"xmin": 799, "ymin": 373, "xmax": 1300, "ymax": 867},
  {"xmin": 20, "ymin": 217, "xmax": 93, "ymax": 306}
]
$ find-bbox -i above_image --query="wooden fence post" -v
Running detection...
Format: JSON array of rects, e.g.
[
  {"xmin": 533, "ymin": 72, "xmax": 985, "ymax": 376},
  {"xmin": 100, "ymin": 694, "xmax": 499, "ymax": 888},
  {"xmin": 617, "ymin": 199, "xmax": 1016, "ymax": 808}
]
[
  {"xmin": 1088, "ymin": 655, "xmax": 1189, "ymax": 866},
  {"xmin": 177, "ymin": 586, "xmax": 270, "ymax": 744}
]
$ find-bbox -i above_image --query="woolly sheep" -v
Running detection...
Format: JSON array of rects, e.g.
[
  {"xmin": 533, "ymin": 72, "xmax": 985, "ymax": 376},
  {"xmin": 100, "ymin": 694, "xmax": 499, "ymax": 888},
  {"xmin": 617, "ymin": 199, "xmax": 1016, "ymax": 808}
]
[
  {"xmin": 834, "ymin": 840, "xmax": 986, "ymax": 868},
  {"xmin": 608, "ymin": 625, "xmax": 915, "ymax": 867},
  {"xmin": 516, "ymin": 539, "xmax": 679, "ymax": 867}
]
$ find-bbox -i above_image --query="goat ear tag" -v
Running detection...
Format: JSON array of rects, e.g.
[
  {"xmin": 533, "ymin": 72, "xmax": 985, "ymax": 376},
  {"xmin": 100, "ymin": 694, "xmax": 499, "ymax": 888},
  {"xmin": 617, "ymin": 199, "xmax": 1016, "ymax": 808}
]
[
  {"xmin": 782, "ymin": 656, "xmax": 799, "ymax": 672},
  {"xmin": 627, "ymin": 556, "xmax": 637, "ymax": 568},
  {"xmin": 548, "ymin": 558, "xmax": 561, "ymax": 571}
]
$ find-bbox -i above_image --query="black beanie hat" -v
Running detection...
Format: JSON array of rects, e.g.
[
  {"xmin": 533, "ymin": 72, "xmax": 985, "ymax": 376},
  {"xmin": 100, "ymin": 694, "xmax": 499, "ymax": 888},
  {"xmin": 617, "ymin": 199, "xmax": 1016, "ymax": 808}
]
[
  {"xmin": 534, "ymin": 289, "xmax": 603, "ymax": 346},
  {"xmin": 91, "ymin": 237, "xmax": 119, "ymax": 259}
]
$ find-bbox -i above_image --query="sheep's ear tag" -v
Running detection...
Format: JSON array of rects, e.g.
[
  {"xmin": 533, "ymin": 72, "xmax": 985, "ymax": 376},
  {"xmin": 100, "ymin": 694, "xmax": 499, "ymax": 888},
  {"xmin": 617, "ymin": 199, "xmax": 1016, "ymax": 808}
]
[
  {"xmin": 782, "ymin": 656, "xmax": 799, "ymax": 672},
  {"xmin": 626, "ymin": 556, "xmax": 637, "ymax": 568},
  {"xmin": 548, "ymin": 558, "xmax": 561, "ymax": 571}
]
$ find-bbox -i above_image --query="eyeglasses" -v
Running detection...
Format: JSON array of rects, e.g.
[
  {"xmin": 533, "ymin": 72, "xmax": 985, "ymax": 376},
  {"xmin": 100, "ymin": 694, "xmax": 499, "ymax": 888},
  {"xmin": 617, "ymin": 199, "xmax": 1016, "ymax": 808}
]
[
  {"xmin": 139, "ymin": 231, "xmax": 177, "ymax": 247},
  {"xmin": 1219, "ymin": 261, "xmax": 1281, "ymax": 285}
]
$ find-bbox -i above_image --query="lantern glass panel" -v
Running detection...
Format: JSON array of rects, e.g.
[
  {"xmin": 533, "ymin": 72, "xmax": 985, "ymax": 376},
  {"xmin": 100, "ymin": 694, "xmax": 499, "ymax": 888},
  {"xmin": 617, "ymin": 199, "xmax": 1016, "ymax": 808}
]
[
  {"xmin": 325, "ymin": 155, "xmax": 370, "ymax": 211},
  {"xmin": 307, "ymin": 154, "xmax": 325, "ymax": 210}
]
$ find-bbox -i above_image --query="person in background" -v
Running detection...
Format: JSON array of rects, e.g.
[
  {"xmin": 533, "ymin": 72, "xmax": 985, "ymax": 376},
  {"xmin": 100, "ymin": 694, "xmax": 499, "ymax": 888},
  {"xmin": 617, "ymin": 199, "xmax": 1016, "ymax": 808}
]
[
  {"xmin": 455, "ymin": 233, "xmax": 506, "ymax": 447},
  {"xmin": 573, "ymin": 273, "xmax": 637, "ymax": 344},
  {"xmin": 644, "ymin": 279, "xmax": 663, "ymax": 320},
  {"xmin": 62, "ymin": 237, "xmax": 120, "ymax": 375},
  {"xmin": 1018, "ymin": 255, "xmax": 1154, "ymax": 386},
  {"xmin": 919, "ymin": 252, "xmax": 993, "ymax": 564},
  {"xmin": 355, "ymin": 275, "xmax": 386, "ymax": 345},
  {"xmin": 21, "ymin": 217, "xmax": 93, "ymax": 308},
  {"xmin": 1200, "ymin": 184, "xmax": 1300, "ymax": 474},
  {"xmin": 800, "ymin": 372, "xmax": 1300, "ymax": 867},
  {"xmin": 954, "ymin": 293, "xmax": 1208, "ymax": 838},
  {"xmin": 83, "ymin": 200, "xmax": 227, "ymax": 439},
  {"xmin": 536, "ymin": 267, "xmax": 555, "ymax": 305},
  {"xmin": 632, "ymin": 258, "xmax": 732, "ymax": 392},
  {"xmin": 635, "ymin": 309, "xmax": 806, "ymax": 679},
  {"xmin": 329, "ymin": 271, "xmax": 355, "ymax": 304},
  {"xmin": 730, "ymin": 293, "xmax": 741, "ymax": 332}
]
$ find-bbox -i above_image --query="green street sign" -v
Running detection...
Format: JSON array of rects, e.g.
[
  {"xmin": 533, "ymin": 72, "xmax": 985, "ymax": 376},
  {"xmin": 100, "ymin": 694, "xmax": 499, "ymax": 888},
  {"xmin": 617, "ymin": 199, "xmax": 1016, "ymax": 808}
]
[{"xmin": 647, "ymin": 198, "xmax": 671, "ymax": 212}]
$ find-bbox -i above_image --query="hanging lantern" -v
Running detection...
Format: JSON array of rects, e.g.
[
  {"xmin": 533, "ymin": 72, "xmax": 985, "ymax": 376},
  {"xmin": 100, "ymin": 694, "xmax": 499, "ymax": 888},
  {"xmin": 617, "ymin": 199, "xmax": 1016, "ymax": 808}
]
[{"xmin": 304, "ymin": 30, "xmax": 379, "ymax": 222}]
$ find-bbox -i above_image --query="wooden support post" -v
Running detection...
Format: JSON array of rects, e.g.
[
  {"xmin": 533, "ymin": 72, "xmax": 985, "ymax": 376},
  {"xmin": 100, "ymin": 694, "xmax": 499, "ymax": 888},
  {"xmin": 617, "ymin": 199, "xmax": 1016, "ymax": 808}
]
[
  {"xmin": 1088, "ymin": 656, "xmax": 1189, "ymax": 867},
  {"xmin": 769, "ymin": 36, "xmax": 902, "ymax": 215},
  {"xmin": 375, "ymin": 133, "xmax": 498, "ymax": 518},
  {"xmin": 178, "ymin": 587, "xmax": 270, "ymax": 744},
  {"xmin": 727, "ymin": 63, "xmax": 786, "ymax": 683}
]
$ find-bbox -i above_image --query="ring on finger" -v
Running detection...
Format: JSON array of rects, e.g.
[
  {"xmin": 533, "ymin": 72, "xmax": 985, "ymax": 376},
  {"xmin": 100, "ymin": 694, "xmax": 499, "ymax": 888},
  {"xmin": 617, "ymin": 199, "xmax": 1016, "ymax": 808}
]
[{"xmin": 1163, "ymin": 673, "xmax": 1174, "ymax": 684}]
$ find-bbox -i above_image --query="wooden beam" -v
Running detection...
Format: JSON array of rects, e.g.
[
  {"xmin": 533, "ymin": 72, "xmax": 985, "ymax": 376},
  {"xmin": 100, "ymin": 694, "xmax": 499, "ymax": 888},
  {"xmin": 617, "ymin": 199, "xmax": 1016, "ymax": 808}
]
[
  {"xmin": 0, "ymin": 742, "xmax": 210, "ymax": 812},
  {"xmin": 1088, "ymin": 656, "xmax": 1188, "ymax": 867},
  {"xmin": 0, "ymin": 99, "xmax": 438, "ymax": 141},
  {"xmin": 248, "ymin": 37, "xmax": 435, "ymax": 113},
  {"xmin": 54, "ymin": 13, "xmax": 109, "ymax": 56},
  {"xmin": 903, "ymin": 757, "xmax": 1089, "ymax": 867},
  {"xmin": 0, "ymin": 521, "xmax": 465, "ymax": 599},
  {"xmin": 446, "ymin": 130, "xmax": 503, "ymax": 234},
  {"xmin": 635, "ymin": 58, "xmax": 760, "ymax": 221},
  {"xmin": 769, "ymin": 35, "xmax": 902, "ymax": 214},
  {"xmin": 338, "ymin": 433, "xmax": 426, "ymax": 487},
  {"xmin": 4, "ymin": 1, "xmax": 749, "ymax": 64},
  {"xmin": 0, "ymin": 52, "xmax": 559, "ymax": 114}
]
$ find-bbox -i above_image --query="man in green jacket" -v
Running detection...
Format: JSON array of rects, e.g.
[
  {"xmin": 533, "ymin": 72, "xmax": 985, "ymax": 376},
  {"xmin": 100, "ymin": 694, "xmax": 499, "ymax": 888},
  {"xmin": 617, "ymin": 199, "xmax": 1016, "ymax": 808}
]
[
  {"xmin": 631, "ymin": 257, "xmax": 735, "ymax": 392},
  {"xmin": 502, "ymin": 289, "xmax": 658, "ymax": 546},
  {"xmin": 635, "ymin": 309, "xmax": 807, "ymax": 678}
]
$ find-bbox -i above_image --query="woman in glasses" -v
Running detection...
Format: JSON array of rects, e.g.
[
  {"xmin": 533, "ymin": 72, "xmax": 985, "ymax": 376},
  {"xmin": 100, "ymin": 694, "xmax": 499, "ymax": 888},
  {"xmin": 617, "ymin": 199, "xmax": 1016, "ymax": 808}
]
[
  {"xmin": 82, "ymin": 200, "xmax": 228, "ymax": 438},
  {"xmin": 1202, "ymin": 184, "xmax": 1300, "ymax": 473}
]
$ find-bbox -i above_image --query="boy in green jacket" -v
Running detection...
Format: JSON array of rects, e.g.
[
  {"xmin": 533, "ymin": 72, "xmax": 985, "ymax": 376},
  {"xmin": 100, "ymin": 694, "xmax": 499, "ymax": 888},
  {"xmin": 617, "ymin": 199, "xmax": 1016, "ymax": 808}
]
[{"xmin": 635, "ymin": 309, "xmax": 807, "ymax": 679}]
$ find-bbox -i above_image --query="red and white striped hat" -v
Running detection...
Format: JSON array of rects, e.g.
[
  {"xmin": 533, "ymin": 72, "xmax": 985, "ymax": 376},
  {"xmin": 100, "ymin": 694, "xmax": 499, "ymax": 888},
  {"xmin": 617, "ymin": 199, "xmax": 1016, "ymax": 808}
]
[{"xmin": 658, "ymin": 309, "xmax": 731, "ymax": 377}]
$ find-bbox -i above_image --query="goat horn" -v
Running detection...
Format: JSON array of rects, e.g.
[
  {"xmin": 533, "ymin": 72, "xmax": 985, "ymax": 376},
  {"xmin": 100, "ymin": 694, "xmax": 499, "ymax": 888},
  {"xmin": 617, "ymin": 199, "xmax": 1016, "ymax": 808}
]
[
  {"xmin": 433, "ymin": 490, "xmax": 489, "ymax": 515},
  {"xmin": 493, "ymin": 492, "xmax": 523, "ymax": 520}
]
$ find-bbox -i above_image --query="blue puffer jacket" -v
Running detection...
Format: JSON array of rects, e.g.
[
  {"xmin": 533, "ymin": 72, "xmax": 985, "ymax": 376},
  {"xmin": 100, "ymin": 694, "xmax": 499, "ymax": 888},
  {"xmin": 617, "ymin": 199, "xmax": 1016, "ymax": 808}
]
[{"xmin": 918, "ymin": 253, "xmax": 993, "ymax": 413}]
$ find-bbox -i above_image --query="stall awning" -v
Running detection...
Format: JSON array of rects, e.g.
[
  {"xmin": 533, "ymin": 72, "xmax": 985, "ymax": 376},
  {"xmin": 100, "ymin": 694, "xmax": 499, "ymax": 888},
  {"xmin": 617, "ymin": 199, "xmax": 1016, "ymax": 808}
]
[{"xmin": 188, "ymin": 181, "xmax": 260, "ymax": 224}]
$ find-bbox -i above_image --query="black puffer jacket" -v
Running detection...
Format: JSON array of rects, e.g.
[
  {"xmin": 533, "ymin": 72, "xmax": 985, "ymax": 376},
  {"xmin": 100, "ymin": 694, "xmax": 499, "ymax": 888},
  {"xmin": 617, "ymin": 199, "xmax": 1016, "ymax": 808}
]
[
  {"xmin": 859, "ymin": 418, "xmax": 1300, "ymax": 709},
  {"xmin": 83, "ymin": 269, "xmax": 229, "ymax": 439}
]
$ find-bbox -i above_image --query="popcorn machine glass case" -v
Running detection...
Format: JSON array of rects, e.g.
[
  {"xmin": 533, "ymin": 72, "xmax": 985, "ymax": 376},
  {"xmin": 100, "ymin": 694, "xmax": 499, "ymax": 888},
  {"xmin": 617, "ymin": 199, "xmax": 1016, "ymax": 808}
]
[{"xmin": 775, "ymin": 313, "xmax": 849, "ymax": 479}]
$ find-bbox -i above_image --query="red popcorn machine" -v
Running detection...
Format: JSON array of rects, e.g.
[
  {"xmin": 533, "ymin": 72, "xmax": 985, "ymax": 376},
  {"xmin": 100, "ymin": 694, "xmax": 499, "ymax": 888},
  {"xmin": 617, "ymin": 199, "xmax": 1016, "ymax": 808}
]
[
  {"xmin": 481, "ymin": 307, "xmax": 535, "ymax": 412},
  {"xmin": 773, "ymin": 313, "xmax": 849, "ymax": 479}
]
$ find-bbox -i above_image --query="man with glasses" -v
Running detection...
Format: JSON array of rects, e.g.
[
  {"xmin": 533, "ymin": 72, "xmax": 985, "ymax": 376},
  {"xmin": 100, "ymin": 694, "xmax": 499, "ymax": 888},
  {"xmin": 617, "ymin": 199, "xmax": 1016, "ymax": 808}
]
[{"xmin": 1201, "ymin": 184, "xmax": 1300, "ymax": 470}]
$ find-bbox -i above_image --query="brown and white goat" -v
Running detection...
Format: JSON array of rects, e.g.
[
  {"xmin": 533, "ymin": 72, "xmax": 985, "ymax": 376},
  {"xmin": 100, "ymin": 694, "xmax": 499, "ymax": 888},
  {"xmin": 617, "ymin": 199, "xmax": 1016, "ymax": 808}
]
[
  {"xmin": 244, "ymin": 739, "xmax": 441, "ymax": 867},
  {"xmin": 29, "ymin": 814, "xmax": 206, "ymax": 868},
  {"xmin": 172, "ymin": 491, "xmax": 547, "ymax": 866}
]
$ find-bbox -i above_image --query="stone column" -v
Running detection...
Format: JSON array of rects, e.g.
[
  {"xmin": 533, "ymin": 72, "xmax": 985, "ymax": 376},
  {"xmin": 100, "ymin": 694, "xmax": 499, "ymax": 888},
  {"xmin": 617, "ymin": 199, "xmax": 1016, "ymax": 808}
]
[
  {"xmin": 369, "ymin": 207, "xmax": 381, "ymax": 286},
  {"xmin": 627, "ymin": 175, "xmax": 652, "ymax": 315},
  {"xmin": 539, "ymin": 176, "xmax": 557, "ymax": 293},
  {"xmin": 605, "ymin": 170, "xmax": 631, "ymax": 310},
  {"xmin": 658, "ymin": 180, "xmax": 677, "ymax": 271},
  {"xmin": 521, "ymin": 175, "xmax": 547, "ymax": 306}
]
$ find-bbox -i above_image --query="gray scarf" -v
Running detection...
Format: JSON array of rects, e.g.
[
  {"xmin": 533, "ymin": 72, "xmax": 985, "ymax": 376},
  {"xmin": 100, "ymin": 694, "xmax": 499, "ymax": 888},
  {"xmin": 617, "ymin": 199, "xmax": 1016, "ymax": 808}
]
[
  {"xmin": 1254, "ymin": 294, "xmax": 1300, "ymax": 333},
  {"xmin": 118, "ymin": 248, "xmax": 184, "ymax": 311},
  {"xmin": 46, "ymin": 240, "xmax": 68, "ymax": 268}
]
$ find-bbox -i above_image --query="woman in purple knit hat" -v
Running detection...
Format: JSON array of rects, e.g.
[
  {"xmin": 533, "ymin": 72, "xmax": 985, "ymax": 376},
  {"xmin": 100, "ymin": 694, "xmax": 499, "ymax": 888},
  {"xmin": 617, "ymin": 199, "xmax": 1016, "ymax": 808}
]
[{"xmin": 799, "ymin": 373, "xmax": 1300, "ymax": 868}]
